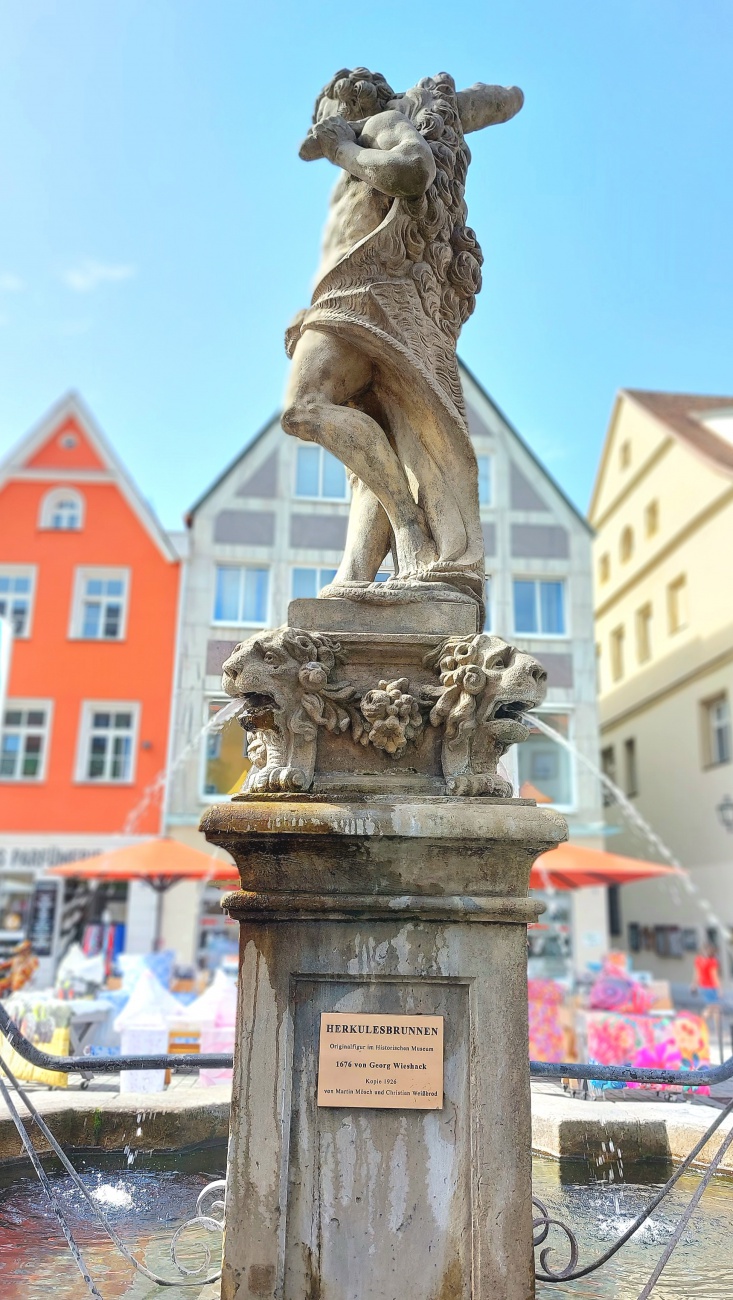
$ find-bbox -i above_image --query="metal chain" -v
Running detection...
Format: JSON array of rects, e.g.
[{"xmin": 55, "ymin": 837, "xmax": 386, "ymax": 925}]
[
  {"xmin": 0, "ymin": 1054, "xmax": 222, "ymax": 1289},
  {"xmin": 636, "ymin": 1121, "xmax": 733, "ymax": 1299},
  {"xmin": 0, "ymin": 1068, "xmax": 104, "ymax": 1299},
  {"xmin": 535, "ymin": 1093, "xmax": 733, "ymax": 1282}
]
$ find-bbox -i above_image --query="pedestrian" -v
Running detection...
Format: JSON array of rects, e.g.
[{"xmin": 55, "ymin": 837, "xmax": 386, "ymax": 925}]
[{"xmin": 692, "ymin": 941, "xmax": 722, "ymax": 1030}]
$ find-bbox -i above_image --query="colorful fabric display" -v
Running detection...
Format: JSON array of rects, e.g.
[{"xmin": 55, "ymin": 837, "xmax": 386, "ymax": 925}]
[
  {"xmin": 527, "ymin": 979, "xmax": 566, "ymax": 1063},
  {"xmin": 585, "ymin": 1010, "xmax": 710, "ymax": 1094},
  {"xmin": 588, "ymin": 974, "xmax": 654, "ymax": 1015}
]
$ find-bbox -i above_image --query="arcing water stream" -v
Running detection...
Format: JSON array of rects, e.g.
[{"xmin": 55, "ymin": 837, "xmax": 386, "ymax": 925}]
[
  {"xmin": 530, "ymin": 713, "xmax": 732, "ymax": 952},
  {"xmin": 119, "ymin": 702, "xmax": 731, "ymax": 956}
]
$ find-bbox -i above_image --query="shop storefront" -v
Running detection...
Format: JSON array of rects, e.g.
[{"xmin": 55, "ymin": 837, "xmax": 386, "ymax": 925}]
[{"xmin": 0, "ymin": 835, "xmax": 143, "ymax": 984}]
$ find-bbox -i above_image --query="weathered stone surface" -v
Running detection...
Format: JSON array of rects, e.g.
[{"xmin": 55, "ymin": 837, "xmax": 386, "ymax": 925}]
[
  {"xmin": 203, "ymin": 796, "xmax": 565, "ymax": 1300},
  {"xmin": 0, "ymin": 1085, "xmax": 230, "ymax": 1165},
  {"xmin": 531, "ymin": 1087, "xmax": 733, "ymax": 1173},
  {"xmin": 289, "ymin": 593, "xmax": 478, "ymax": 635},
  {"xmin": 220, "ymin": 627, "xmax": 547, "ymax": 797},
  {"xmin": 280, "ymin": 68, "xmax": 523, "ymax": 618},
  {"xmin": 204, "ymin": 795, "xmax": 566, "ymax": 902}
]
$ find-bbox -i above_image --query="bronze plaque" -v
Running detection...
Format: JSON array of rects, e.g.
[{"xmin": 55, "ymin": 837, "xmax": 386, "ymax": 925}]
[{"xmin": 317, "ymin": 1012, "xmax": 444, "ymax": 1109}]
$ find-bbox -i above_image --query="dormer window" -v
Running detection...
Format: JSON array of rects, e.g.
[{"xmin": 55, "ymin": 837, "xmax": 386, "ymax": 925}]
[{"xmin": 39, "ymin": 487, "xmax": 84, "ymax": 531}]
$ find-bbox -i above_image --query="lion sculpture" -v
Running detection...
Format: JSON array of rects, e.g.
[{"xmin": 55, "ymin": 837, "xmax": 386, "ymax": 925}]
[{"xmin": 221, "ymin": 628, "xmax": 547, "ymax": 796}]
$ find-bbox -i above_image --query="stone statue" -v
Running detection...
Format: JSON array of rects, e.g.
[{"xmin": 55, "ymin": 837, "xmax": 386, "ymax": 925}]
[
  {"xmin": 282, "ymin": 69, "xmax": 524, "ymax": 621},
  {"xmin": 221, "ymin": 628, "xmax": 546, "ymax": 796}
]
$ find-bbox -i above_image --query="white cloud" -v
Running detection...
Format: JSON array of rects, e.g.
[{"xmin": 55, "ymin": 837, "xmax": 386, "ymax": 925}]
[
  {"xmin": 0, "ymin": 273, "xmax": 25, "ymax": 292},
  {"xmin": 62, "ymin": 259, "xmax": 137, "ymax": 293}
]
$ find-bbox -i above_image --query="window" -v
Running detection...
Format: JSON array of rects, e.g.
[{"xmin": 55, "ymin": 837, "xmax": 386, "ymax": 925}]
[
  {"xmin": 0, "ymin": 880, "xmax": 34, "ymax": 938},
  {"xmin": 667, "ymin": 575, "xmax": 688, "ymax": 634},
  {"xmin": 517, "ymin": 712, "xmax": 573, "ymax": 808},
  {"xmin": 39, "ymin": 487, "xmax": 84, "ymax": 530},
  {"xmin": 0, "ymin": 568, "xmax": 35, "ymax": 637},
  {"xmin": 513, "ymin": 579, "xmax": 565, "ymax": 635},
  {"xmin": 619, "ymin": 526, "xmax": 634, "ymax": 563},
  {"xmin": 624, "ymin": 737, "xmax": 638, "ymax": 796},
  {"xmin": 71, "ymin": 569, "xmax": 129, "ymax": 640},
  {"xmin": 619, "ymin": 440, "xmax": 631, "ymax": 470},
  {"xmin": 0, "ymin": 703, "xmax": 51, "ymax": 781},
  {"xmin": 645, "ymin": 500, "xmax": 659, "ymax": 537},
  {"xmin": 294, "ymin": 445, "xmax": 348, "ymax": 500},
  {"xmin": 610, "ymin": 626, "xmax": 625, "ymax": 681},
  {"xmin": 77, "ymin": 704, "xmax": 139, "ymax": 783},
  {"xmin": 213, "ymin": 566, "xmax": 269, "ymax": 625},
  {"xmin": 598, "ymin": 553, "xmax": 610, "ymax": 584},
  {"xmin": 291, "ymin": 567, "xmax": 338, "ymax": 600},
  {"xmin": 202, "ymin": 699, "xmax": 250, "ymax": 798},
  {"xmin": 601, "ymin": 745, "xmax": 616, "ymax": 805},
  {"xmin": 702, "ymin": 695, "xmax": 731, "ymax": 767},
  {"xmin": 636, "ymin": 603, "xmax": 653, "ymax": 663},
  {"xmin": 477, "ymin": 455, "xmax": 492, "ymax": 506}
]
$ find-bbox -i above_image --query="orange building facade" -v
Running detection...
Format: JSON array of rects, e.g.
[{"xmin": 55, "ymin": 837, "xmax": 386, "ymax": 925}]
[{"xmin": 0, "ymin": 395, "xmax": 181, "ymax": 968}]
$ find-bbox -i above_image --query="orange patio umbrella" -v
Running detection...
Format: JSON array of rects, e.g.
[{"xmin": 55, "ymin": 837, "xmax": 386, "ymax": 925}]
[
  {"xmin": 530, "ymin": 841, "xmax": 678, "ymax": 891},
  {"xmin": 47, "ymin": 838, "xmax": 239, "ymax": 948}
]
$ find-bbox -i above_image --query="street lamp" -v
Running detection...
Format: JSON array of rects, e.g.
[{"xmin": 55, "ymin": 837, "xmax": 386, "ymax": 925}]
[{"xmin": 717, "ymin": 795, "xmax": 733, "ymax": 833}]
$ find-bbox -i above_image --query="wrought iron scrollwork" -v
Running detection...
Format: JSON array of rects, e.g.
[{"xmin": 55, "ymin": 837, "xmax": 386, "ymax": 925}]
[
  {"xmin": 532, "ymin": 1196, "xmax": 579, "ymax": 1281},
  {"xmin": 170, "ymin": 1180, "xmax": 226, "ymax": 1279}
]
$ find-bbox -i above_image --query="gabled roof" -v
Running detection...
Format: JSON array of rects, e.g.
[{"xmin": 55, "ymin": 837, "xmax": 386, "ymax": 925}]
[
  {"xmin": 458, "ymin": 359, "xmax": 593, "ymax": 533},
  {"xmin": 185, "ymin": 362, "xmax": 593, "ymax": 533},
  {"xmin": 0, "ymin": 391, "xmax": 179, "ymax": 562},
  {"xmin": 185, "ymin": 412, "xmax": 280, "ymax": 524},
  {"xmin": 588, "ymin": 387, "xmax": 733, "ymax": 522},
  {"xmin": 624, "ymin": 388, "xmax": 733, "ymax": 477}
]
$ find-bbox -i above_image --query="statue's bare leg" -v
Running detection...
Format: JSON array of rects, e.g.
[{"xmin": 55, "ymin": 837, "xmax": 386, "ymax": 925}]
[
  {"xmin": 282, "ymin": 329, "xmax": 437, "ymax": 575},
  {"xmin": 331, "ymin": 477, "xmax": 392, "ymax": 583}
]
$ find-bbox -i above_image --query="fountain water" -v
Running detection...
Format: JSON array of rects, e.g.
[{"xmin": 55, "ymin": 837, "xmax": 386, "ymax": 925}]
[
  {"xmin": 122, "ymin": 698, "xmax": 246, "ymax": 839},
  {"xmin": 529, "ymin": 713, "xmax": 732, "ymax": 952}
]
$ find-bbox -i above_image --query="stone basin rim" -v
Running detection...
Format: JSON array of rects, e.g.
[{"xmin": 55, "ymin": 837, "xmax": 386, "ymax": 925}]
[{"xmin": 201, "ymin": 795, "xmax": 568, "ymax": 845}]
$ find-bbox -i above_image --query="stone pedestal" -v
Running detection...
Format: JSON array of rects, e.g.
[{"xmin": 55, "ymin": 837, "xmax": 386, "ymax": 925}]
[{"xmin": 202, "ymin": 794, "xmax": 566, "ymax": 1300}]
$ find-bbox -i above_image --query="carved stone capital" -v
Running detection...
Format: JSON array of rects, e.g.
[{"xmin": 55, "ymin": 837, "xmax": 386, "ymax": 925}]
[{"xmin": 221, "ymin": 627, "xmax": 547, "ymax": 797}]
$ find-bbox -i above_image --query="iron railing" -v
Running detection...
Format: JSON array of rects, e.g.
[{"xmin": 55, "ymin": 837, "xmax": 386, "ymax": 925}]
[
  {"xmin": 4, "ymin": 998, "xmax": 733, "ymax": 1085},
  {"xmin": 3, "ymin": 1003, "xmax": 733, "ymax": 1298}
]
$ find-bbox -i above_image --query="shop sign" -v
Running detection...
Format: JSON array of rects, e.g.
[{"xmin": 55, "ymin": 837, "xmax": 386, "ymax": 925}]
[{"xmin": 0, "ymin": 845, "xmax": 104, "ymax": 872}]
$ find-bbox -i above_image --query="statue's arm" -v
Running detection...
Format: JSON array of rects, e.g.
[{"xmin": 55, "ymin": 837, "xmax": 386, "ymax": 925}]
[
  {"xmin": 456, "ymin": 84, "xmax": 524, "ymax": 134},
  {"xmin": 302, "ymin": 111, "xmax": 436, "ymax": 199}
]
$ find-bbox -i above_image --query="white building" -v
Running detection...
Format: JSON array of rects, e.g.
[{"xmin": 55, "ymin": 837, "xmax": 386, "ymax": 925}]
[{"xmin": 165, "ymin": 362, "xmax": 603, "ymax": 971}]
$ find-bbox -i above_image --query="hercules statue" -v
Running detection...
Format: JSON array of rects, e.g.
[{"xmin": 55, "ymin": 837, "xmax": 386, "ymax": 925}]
[{"xmin": 282, "ymin": 69, "xmax": 524, "ymax": 622}]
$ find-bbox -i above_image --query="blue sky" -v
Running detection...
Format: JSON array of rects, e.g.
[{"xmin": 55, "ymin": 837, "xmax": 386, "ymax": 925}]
[{"xmin": 1, "ymin": 1, "xmax": 731, "ymax": 529}]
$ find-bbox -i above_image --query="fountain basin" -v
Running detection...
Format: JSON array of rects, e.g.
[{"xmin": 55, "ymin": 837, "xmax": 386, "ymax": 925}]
[{"xmin": 0, "ymin": 1146, "xmax": 731, "ymax": 1299}]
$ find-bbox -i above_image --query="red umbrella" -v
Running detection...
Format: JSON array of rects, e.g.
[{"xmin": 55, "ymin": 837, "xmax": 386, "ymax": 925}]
[
  {"xmin": 531, "ymin": 841, "xmax": 678, "ymax": 891},
  {"xmin": 47, "ymin": 838, "xmax": 238, "ymax": 948}
]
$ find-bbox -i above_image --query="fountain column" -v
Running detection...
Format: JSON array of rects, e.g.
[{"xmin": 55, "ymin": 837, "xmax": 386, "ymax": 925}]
[
  {"xmin": 201, "ymin": 58, "xmax": 550, "ymax": 1297},
  {"xmin": 201, "ymin": 610, "xmax": 566, "ymax": 1299}
]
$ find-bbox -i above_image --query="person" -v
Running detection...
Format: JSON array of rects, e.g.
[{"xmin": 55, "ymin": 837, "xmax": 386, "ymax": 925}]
[
  {"xmin": 692, "ymin": 941, "xmax": 722, "ymax": 1026},
  {"xmin": 282, "ymin": 68, "xmax": 523, "ymax": 617}
]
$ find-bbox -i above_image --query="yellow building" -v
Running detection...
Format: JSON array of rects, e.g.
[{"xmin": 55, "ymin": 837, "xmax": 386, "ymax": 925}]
[{"xmin": 590, "ymin": 389, "xmax": 733, "ymax": 986}]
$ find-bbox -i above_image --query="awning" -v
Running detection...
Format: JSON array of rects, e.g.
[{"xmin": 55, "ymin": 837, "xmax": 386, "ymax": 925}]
[
  {"xmin": 46, "ymin": 838, "xmax": 238, "ymax": 887},
  {"xmin": 531, "ymin": 841, "xmax": 678, "ymax": 891},
  {"xmin": 47, "ymin": 839, "xmax": 238, "ymax": 948}
]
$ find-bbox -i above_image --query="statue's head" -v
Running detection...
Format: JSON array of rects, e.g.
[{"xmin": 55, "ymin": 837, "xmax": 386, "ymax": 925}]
[
  {"xmin": 221, "ymin": 627, "xmax": 344, "ymax": 730},
  {"xmin": 313, "ymin": 68, "xmax": 396, "ymax": 123}
]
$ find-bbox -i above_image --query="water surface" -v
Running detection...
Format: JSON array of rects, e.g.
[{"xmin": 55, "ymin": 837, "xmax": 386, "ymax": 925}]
[{"xmin": 1, "ymin": 1150, "xmax": 731, "ymax": 1298}]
